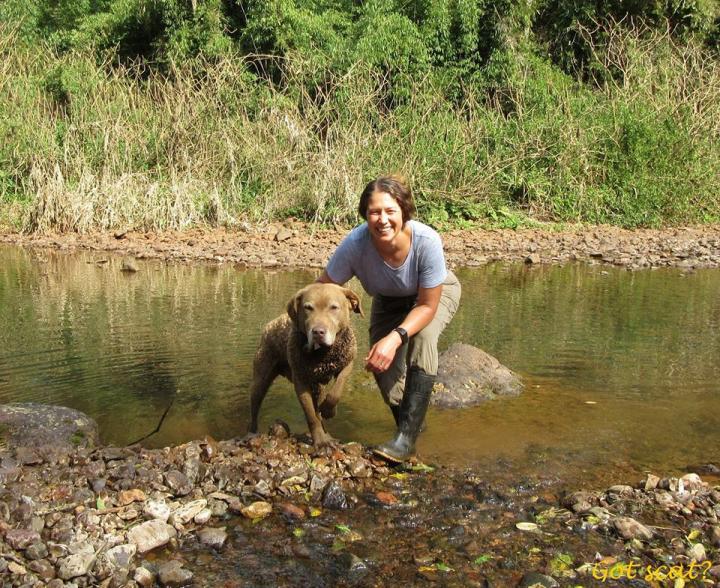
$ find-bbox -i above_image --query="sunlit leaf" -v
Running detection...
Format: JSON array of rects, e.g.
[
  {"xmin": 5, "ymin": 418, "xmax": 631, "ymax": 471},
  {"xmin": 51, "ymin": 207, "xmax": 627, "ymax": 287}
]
[
  {"xmin": 293, "ymin": 528, "xmax": 304, "ymax": 538},
  {"xmin": 516, "ymin": 522, "xmax": 539, "ymax": 532},
  {"xmin": 310, "ymin": 508, "xmax": 322, "ymax": 517},
  {"xmin": 473, "ymin": 555, "xmax": 492, "ymax": 565},
  {"xmin": 336, "ymin": 524, "xmax": 351, "ymax": 534},
  {"xmin": 435, "ymin": 562, "xmax": 453, "ymax": 572},
  {"xmin": 96, "ymin": 497, "xmax": 105, "ymax": 510}
]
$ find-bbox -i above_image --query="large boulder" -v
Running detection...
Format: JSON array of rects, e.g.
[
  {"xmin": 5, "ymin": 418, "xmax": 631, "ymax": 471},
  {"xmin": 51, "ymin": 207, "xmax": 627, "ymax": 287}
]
[
  {"xmin": 432, "ymin": 343, "xmax": 523, "ymax": 408},
  {"xmin": 0, "ymin": 403, "xmax": 99, "ymax": 453}
]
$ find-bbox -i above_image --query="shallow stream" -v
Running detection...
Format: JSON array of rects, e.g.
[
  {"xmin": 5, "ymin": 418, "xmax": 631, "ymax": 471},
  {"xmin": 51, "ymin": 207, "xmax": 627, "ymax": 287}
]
[{"xmin": 1, "ymin": 244, "xmax": 718, "ymax": 487}]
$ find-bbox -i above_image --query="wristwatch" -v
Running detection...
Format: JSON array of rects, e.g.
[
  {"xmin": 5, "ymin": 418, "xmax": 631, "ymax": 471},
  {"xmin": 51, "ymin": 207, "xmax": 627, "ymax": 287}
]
[{"xmin": 393, "ymin": 327, "xmax": 409, "ymax": 345}]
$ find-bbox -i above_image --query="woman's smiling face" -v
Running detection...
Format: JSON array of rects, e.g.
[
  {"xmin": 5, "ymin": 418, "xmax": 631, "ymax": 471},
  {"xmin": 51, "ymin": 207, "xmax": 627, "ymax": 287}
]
[{"xmin": 366, "ymin": 191, "xmax": 404, "ymax": 244}]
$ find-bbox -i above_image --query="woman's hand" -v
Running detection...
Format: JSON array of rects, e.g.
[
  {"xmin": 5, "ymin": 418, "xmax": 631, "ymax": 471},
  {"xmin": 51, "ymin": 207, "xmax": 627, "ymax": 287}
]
[{"xmin": 365, "ymin": 331, "xmax": 403, "ymax": 373}]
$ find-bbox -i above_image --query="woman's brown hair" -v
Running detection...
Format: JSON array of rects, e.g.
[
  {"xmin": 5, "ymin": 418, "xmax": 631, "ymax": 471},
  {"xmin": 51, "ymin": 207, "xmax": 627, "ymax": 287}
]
[{"xmin": 358, "ymin": 175, "xmax": 416, "ymax": 224}]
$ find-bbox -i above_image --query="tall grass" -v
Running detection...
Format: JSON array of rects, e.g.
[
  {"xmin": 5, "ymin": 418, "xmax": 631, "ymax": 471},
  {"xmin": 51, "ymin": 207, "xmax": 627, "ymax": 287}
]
[{"xmin": 0, "ymin": 20, "xmax": 718, "ymax": 232}]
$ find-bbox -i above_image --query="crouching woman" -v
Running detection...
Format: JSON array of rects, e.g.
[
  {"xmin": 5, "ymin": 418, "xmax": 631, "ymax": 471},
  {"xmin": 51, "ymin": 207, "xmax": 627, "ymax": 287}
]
[{"xmin": 317, "ymin": 175, "xmax": 461, "ymax": 462}]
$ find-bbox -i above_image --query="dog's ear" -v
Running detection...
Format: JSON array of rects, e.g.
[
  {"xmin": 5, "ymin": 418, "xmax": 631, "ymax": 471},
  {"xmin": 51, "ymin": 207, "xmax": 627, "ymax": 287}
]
[
  {"xmin": 343, "ymin": 288, "xmax": 364, "ymax": 317},
  {"xmin": 287, "ymin": 291, "xmax": 303, "ymax": 323}
]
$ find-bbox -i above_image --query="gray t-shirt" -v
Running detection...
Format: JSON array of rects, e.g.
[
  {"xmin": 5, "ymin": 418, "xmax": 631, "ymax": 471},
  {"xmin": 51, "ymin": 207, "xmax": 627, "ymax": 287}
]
[{"xmin": 326, "ymin": 220, "xmax": 447, "ymax": 297}]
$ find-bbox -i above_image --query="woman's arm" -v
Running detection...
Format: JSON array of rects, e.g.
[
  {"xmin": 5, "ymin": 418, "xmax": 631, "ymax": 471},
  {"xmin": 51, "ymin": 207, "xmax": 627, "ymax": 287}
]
[{"xmin": 364, "ymin": 284, "xmax": 443, "ymax": 373}]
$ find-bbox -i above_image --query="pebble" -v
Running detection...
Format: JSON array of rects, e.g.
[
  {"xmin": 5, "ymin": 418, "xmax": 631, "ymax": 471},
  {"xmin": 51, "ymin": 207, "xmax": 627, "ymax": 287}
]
[
  {"xmin": 240, "ymin": 501, "xmax": 272, "ymax": 519},
  {"xmin": 158, "ymin": 560, "xmax": 193, "ymax": 587},
  {"xmin": 197, "ymin": 527, "xmax": 228, "ymax": 549},
  {"xmin": 613, "ymin": 516, "xmax": 654, "ymax": 540},
  {"xmin": 127, "ymin": 520, "xmax": 177, "ymax": 553},
  {"xmin": 322, "ymin": 481, "xmax": 349, "ymax": 510}
]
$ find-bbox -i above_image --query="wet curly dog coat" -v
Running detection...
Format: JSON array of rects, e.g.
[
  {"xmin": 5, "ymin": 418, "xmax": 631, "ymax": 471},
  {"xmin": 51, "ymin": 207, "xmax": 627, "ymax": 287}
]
[{"xmin": 248, "ymin": 283, "xmax": 363, "ymax": 447}]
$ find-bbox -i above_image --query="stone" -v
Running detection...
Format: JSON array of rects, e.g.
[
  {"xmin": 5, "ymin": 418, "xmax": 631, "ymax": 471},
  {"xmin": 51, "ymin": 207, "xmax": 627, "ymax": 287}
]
[
  {"xmin": 169, "ymin": 499, "xmax": 207, "ymax": 525},
  {"xmin": 613, "ymin": 517, "xmax": 654, "ymax": 540},
  {"xmin": 687, "ymin": 543, "xmax": 707, "ymax": 562},
  {"xmin": 197, "ymin": 527, "xmax": 228, "ymax": 549},
  {"xmin": 164, "ymin": 471, "xmax": 193, "ymax": 496},
  {"xmin": 563, "ymin": 491, "xmax": 596, "ymax": 513},
  {"xmin": 58, "ymin": 553, "xmax": 95, "ymax": 580},
  {"xmin": 680, "ymin": 473, "xmax": 704, "ymax": 491},
  {"xmin": 28, "ymin": 558, "xmax": 55, "ymax": 580},
  {"xmin": 25, "ymin": 542, "xmax": 49, "ymax": 560},
  {"xmin": 193, "ymin": 508, "xmax": 212, "ymax": 524},
  {"xmin": 241, "ymin": 501, "xmax": 272, "ymax": 519},
  {"xmin": 433, "ymin": 343, "xmax": 523, "ymax": 407},
  {"xmin": 5, "ymin": 528, "xmax": 41, "ymax": 550},
  {"xmin": 127, "ymin": 520, "xmax": 177, "ymax": 553},
  {"xmin": 118, "ymin": 489, "xmax": 147, "ymax": 506},
  {"xmin": 104, "ymin": 544, "xmax": 137, "ymax": 570},
  {"xmin": 121, "ymin": 257, "xmax": 138, "ymax": 272},
  {"xmin": 279, "ymin": 503, "xmax": 305, "ymax": 519},
  {"xmin": 644, "ymin": 474, "xmax": 660, "ymax": 491},
  {"xmin": 0, "ymin": 404, "xmax": 99, "ymax": 450},
  {"xmin": 8, "ymin": 561, "xmax": 27, "ymax": 575},
  {"xmin": 143, "ymin": 498, "xmax": 171, "ymax": 522},
  {"xmin": 158, "ymin": 560, "xmax": 193, "ymax": 587},
  {"xmin": 134, "ymin": 566, "xmax": 156, "ymax": 587},
  {"xmin": 518, "ymin": 572, "xmax": 560, "ymax": 587},
  {"xmin": 274, "ymin": 227, "xmax": 293, "ymax": 242},
  {"xmin": 322, "ymin": 481, "xmax": 349, "ymax": 510},
  {"xmin": 711, "ymin": 526, "xmax": 720, "ymax": 547}
]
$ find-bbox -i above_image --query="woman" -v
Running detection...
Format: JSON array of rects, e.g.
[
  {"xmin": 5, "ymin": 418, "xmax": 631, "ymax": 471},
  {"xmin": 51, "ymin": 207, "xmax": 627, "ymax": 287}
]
[{"xmin": 317, "ymin": 175, "xmax": 461, "ymax": 462}]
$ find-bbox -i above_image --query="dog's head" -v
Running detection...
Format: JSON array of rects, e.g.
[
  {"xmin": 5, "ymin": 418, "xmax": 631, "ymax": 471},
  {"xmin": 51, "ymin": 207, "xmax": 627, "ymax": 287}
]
[{"xmin": 287, "ymin": 283, "xmax": 363, "ymax": 351}]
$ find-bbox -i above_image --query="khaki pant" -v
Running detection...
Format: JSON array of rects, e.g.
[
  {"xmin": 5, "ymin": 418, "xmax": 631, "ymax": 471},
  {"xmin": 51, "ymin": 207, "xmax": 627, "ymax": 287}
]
[{"xmin": 369, "ymin": 271, "xmax": 461, "ymax": 407}]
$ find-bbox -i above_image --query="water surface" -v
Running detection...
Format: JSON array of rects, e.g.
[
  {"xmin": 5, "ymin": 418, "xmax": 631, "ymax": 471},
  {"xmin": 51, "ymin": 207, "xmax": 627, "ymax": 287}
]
[{"xmin": 1, "ymin": 245, "xmax": 718, "ymax": 485}]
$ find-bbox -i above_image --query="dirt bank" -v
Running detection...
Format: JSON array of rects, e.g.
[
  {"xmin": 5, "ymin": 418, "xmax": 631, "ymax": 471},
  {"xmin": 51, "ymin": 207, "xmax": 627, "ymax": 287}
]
[{"xmin": 2, "ymin": 223, "xmax": 719, "ymax": 270}]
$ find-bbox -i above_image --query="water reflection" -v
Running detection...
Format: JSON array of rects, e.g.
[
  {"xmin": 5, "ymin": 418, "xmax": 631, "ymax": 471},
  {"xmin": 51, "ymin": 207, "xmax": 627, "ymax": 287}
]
[{"xmin": 0, "ymin": 245, "xmax": 718, "ymax": 485}]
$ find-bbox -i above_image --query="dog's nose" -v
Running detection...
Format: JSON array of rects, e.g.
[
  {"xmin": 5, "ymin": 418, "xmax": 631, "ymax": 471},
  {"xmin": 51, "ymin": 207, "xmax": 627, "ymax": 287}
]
[{"xmin": 311, "ymin": 326, "xmax": 326, "ymax": 338}]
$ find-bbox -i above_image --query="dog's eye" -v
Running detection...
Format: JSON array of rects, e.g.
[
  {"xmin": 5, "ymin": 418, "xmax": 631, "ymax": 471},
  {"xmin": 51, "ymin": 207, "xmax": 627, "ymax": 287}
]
[
  {"xmin": 303, "ymin": 303, "xmax": 314, "ymax": 311},
  {"xmin": 329, "ymin": 303, "xmax": 340, "ymax": 311}
]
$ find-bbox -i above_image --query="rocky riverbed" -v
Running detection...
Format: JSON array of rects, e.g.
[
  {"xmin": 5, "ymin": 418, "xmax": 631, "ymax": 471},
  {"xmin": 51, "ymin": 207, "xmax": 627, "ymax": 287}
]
[
  {"xmin": 1, "ymin": 223, "xmax": 719, "ymax": 271},
  {"xmin": 1, "ymin": 417, "xmax": 719, "ymax": 587}
]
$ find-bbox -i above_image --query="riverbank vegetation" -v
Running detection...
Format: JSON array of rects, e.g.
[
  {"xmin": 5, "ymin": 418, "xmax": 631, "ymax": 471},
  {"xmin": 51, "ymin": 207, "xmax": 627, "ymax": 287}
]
[{"xmin": 1, "ymin": 0, "xmax": 718, "ymax": 231}]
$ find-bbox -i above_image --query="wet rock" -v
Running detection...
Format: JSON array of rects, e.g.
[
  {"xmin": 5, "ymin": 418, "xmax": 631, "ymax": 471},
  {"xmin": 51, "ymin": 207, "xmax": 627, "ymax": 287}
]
[
  {"xmin": 197, "ymin": 527, "xmax": 228, "ymax": 549},
  {"xmin": 518, "ymin": 572, "xmax": 560, "ymax": 587},
  {"xmin": 613, "ymin": 517, "xmax": 653, "ymax": 540},
  {"xmin": 194, "ymin": 508, "xmax": 212, "ymax": 524},
  {"xmin": 680, "ymin": 473, "xmax": 704, "ymax": 491},
  {"xmin": 563, "ymin": 491, "xmax": 597, "ymax": 513},
  {"xmin": 127, "ymin": 520, "xmax": 177, "ymax": 553},
  {"xmin": 322, "ymin": 481, "xmax": 349, "ymax": 510},
  {"xmin": 164, "ymin": 470, "xmax": 193, "ymax": 496},
  {"xmin": 0, "ymin": 403, "xmax": 99, "ymax": 450},
  {"xmin": 134, "ymin": 565, "xmax": 156, "ymax": 587},
  {"xmin": 58, "ymin": 553, "xmax": 95, "ymax": 580},
  {"xmin": 375, "ymin": 491, "xmax": 399, "ymax": 506},
  {"xmin": 279, "ymin": 503, "xmax": 305, "ymax": 519},
  {"xmin": 241, "ymin": 501, "xmax": 272, "ymax": 519},
  {"xmin": 434, "ymin": 343, "xmax": 523, "ymax": 407},
  {"xmin": 158, "ymin": 560, "xmax": 193, "ymax": 587},
  {"xmin": 8, "ymin": 560, "xmax": 27, "ymax": 575},
  {"xmin": 105, "ymin": 543, "xmax": 136, "ymax": 570},
  {"xmin": 339, "ymin": 552, "xmax": 369, "ymax": 577},
  {"xmin": 121, "ymin": 256, "xmax": 139, "ymax": 272},
  {"xmin": 5, "ymin": 528, "xmax": 41, "ymax": 550}
]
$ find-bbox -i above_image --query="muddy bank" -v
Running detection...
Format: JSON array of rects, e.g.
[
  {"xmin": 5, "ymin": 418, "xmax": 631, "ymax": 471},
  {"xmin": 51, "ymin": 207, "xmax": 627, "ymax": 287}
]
[
  {"xmin": 1, "ymin": 417, "xmax": 719, "ymax": 587},
  {"xmin": 1, "ymin": 224, "xmax": 720, "ymax": 270}
]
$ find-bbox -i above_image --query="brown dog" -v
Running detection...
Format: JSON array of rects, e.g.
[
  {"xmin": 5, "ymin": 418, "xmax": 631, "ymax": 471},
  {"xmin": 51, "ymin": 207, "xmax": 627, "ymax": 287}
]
[{"xmin": 248, "ymin": 283, "xmax": 363, "ymax": 447}]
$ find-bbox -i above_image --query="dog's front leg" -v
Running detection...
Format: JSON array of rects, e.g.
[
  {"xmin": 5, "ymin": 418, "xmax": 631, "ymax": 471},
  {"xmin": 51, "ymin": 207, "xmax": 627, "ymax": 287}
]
[
  {"xmin": 319, "ymin": 363, "xmax": 353, "ymax": 420},
  {"xmin": 294, "ymin": 379, "xmax": 333, "ymax": 448}
]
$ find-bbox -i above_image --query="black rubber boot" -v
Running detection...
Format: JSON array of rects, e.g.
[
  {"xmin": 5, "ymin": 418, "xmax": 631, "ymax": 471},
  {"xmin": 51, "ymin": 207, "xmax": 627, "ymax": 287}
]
[
  {"xmin": 389, "ymin": 404, "xmax": 401, "ymax": 426},
  {"xmin": 374, "ymin": 367, "xmax": 434, "ymax": 463}
]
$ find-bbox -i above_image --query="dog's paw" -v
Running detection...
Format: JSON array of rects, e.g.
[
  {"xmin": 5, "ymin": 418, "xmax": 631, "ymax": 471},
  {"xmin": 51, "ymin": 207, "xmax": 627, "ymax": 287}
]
[{"xmin": 319, "ymin": 402, "xmax": 337, "ymax": 420}]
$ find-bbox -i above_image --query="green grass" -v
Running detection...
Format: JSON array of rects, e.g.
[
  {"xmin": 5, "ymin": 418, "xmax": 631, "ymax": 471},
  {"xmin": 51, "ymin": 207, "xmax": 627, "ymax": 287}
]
[{"xmin": 0, "ymin": 21, "xmax": 718, "ymax": 232}]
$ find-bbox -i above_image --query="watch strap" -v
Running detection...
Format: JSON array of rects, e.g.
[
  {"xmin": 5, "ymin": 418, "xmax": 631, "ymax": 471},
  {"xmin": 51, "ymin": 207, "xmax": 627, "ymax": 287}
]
[{"xmin": 393, "ymin": 327, "xmax": 409, "ymax": 345}]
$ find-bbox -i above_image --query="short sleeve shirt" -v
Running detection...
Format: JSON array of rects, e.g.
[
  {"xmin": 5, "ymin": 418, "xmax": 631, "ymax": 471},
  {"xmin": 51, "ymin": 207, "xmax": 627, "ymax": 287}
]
[{"xmin": 325, "ymin": 220, "xmax": 447, "ymax": 297}]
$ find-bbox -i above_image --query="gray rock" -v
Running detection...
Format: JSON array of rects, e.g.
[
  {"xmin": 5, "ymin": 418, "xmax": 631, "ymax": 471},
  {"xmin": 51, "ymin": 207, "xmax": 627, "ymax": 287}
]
[
  {"xmin": 58, "ymin": 553, "xmax": 95, "ymax": 580},
  {"xmin": 197, "ymin": 527, "xmax": 228, "ymax": 549},
  {"xmin": 134, "ymin": 565, "xmax": 156, "ymax": 587},
  {"xmin": 121, "ymin": 257, "xmax": 138, "ymax": 272},
  {"xmin": 143, "ymin": 498, "xmax": 171, "ymax": 522},
  {"xmin": 613, "ymin": 517, "xmax": 654, "ymax": 540},
  {"xmin": 322, "ymin": 481, "xmax": 349, "ymax": 510},
  {"xmin": 274, "ymin": 227, "xmax": 293, "ymax": 242},
  {"xmin": 711, "ymin": 526, "xmax": 720, "ymax": 547},
  {"xmin": 433, "ymin": 343, "xmax": 523, "ymax": 407},
  {"xmin": 164, "ymin": 470, "xmax": 192, "ymax": 496},
  {"xmin": 28, "ymin": 558, "xmax": 55, "ymax": 580},
  {"xmin": 127, "ymin": 520, "xmax": 177, "ymax": 553},
  {"xmin": 0, "ymin": 404, "xmax": 99, "ymax": 450},
  {"xmin": 25, "ymin": 542, "xmax": 48, "ymax": 560},
  {"xmin": 158, "ymin": 560, "xmax": 193, "ymax": 587},
  {"xmin": 644, "ymin": 474, "xmax": 660, "ymax": 490},
  {"xmin": 104, "ymin": 544, "xmax": 137, "ymax": 571},
  {"xmin": 687, "ymin": 543, "xmax": 707, "ymax": 562},
  {"xmin": 518, "ymin": 572, "xmax": 560, "ymax": 587},
  {"xmin": 5, "ymin": 529, "xmax": 41, "ymax": 550}
]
